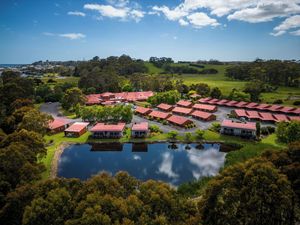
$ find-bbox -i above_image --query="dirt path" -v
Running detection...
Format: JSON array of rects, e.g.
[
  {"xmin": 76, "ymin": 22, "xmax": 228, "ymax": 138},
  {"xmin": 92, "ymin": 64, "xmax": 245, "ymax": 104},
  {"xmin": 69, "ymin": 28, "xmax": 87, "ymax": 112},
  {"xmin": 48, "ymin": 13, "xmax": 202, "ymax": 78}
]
[{"xmin": 50, "ymin": 142, "xmax": 71, "ymax": 178}]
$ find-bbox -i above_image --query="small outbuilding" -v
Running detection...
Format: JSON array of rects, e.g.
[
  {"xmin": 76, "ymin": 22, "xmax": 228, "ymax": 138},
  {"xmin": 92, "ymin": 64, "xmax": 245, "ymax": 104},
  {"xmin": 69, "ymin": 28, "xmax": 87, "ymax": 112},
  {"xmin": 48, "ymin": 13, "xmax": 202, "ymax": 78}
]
[
  {"xmin": 157, "ymin": 103, "xmax": 174, "ymax": 112},
  {"xmin": 176, "ymin": 100, "xmax": 193, "ymax": 108},
  {"xmin": 64, "ymin": 122, "xmax": 89, "ymax": 137},
  {"xmin": 191, "ymin": 110, "xmax": 216, "ymax": 121},
  {"xmin": 172, "ymin": 107, "xmax": 193, "ymax": 116},
  {"xmin": 167, "ymin": 115, "xmax": 193, "ymax": 127},
  {"xmin": 131, "ymin": 122, "xmax": 149, "ymax": 138},
  {"xmin": 135, "ymin": 106, "xmax": 152, "ymax": 116},
  {"xmin": 48, "ymin": 118, "xmax": 71, "ymax": 133},
  {"xmin": 91, "ymin": 123, "xmax": 126, "ymax": 138}
]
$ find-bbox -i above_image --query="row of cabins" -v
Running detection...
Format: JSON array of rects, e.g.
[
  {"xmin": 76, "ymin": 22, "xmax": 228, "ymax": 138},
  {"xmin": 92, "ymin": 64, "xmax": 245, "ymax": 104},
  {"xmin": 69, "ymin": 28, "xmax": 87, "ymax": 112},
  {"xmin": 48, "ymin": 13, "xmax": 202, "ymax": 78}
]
[
  {"xmin": 198, "ymin": 97, "xmax": 300, "ymax": 116},
  {"xmin": 48, "ymin": 118, "xmax": 149, "ymax": 138},
  {"xmin": 232, "ymin": 109, "xmax": 300, "ymax": 123}
]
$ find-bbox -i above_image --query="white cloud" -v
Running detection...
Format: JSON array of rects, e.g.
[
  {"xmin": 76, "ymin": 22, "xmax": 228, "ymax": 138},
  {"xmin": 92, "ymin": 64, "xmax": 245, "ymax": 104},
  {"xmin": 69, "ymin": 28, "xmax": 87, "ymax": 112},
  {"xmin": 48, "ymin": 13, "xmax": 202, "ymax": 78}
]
[
  {"xmin": 187, "ymin": 12, "xmax": 220, "ymax": 28},
  {"xmin": 158, "ymin": 152, "xmax": 179, "ymax": 179},
  {"xmin": 179, "ymin": 18, "xmax": 189, "ymax": 26},
  {"xmin": 150, "ymin": 0, "xmax": 300, "ymax": 35},
  {"xmin": 68, "ymin": 11, "xmax": 86, "ymax": 17},
  {"xmin": 270, "ymin": 15, "xmax": 300, "ymax": 36},
  {"xmin": 59, "ymin": 33, "xmax": 86, "ymax": 40},
  {"xmin": 290, "ymin": 28, "xmax": 300, "ymax": 36},
  {"xmin": 84, "ymin": 3, "xmax": 144, "ymax": 22}
]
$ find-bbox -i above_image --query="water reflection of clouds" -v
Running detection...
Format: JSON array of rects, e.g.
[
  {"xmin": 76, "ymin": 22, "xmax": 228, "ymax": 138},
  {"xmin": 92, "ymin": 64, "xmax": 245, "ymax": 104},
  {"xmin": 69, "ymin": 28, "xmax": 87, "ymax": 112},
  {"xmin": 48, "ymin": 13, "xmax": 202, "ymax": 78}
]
[
  {"xmin": 158, "ymin": 152, "xmax": 179, "ymax": 179},
  {"xmin": 133, "ymin": 154, "xmax": 141, "ymax": 160},
  {"xmin": 187, "ymin": 147, "xmax": 226, "ymax": 179}
]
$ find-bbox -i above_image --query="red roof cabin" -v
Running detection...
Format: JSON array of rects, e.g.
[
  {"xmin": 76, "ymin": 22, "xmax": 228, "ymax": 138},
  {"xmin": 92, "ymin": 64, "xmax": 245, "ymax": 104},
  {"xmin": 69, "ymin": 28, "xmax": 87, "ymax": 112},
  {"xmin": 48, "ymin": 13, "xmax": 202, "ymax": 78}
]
[
  {"xmin": 91, "ymin": 123, "xmax": 126, "ymax": 138},
  {"xmin": 131, "ymin": 122, "xmax": 149, "ymax": 138},
  {"xmin": 176, "ymin": 100, "xmax": 193, "ymax": 108},
  {"xmin": 191, "ymin": 110, "xmax": 216, "ymax": 121},
  {"xmin": 255, "ymin": 103, "xmax": 271, "ymax": 111},
  {"xmin": 244, "ymin": 102, "xmax": 259, "ymax": 109},
  {"xmin": 149, "ymin": 111, "xmax": 170, "ymax": 120},
  {"xmin": 206, "ymin": 98, "xmax": 220, "ymax": 104},
  {"xmin": 172, "ymin": 107, "xmax": 193, "ymax": 116},
  {"xmin": 273, "ymin": 114, "xmax": 290, "ymax": 122},
  {"xmin": 267, "ymin": 105, "xmax": 284, "ymax": 112},
  {"xmin": 246, "ymin": 110, "xmax": 261, "ymax": 120},
  {"xmin": 48, "ymin": 118, "xmax": 71, "ymax": 133},
  {"xmin": 289, "ymin": 116, "xmax": 300, "ymax": 121},
  {"xmin": 135, "ymin": 106, "xmax": 152, "ymax": 116},
  {"xmin": 224, "ymin": 100, "xmax": 238, "ymax": 107},
  {"xmin": 215, "ymin": 99, "xmax": 229, "ymax": 106},
  {"xmin": 64, "ymin": 122, "xmax": 89, "ymax": 137},
  {"xmin": 157, "ymin": 103, "xmax": 174, "ymax": 112},
  {"xmin": 167, "ymin": 115, "xmax": 193, "ymax": 127},
  {"xmin": 193, "ymin": 104, "xmax": 217, "ymax": 113},
  {"xmin": 235, "ymin": 101, "xmax": 249, "ymax": 108},
  {"xmin": 221, "ymin": 120, "xmax": 256, "ymax": 138}
]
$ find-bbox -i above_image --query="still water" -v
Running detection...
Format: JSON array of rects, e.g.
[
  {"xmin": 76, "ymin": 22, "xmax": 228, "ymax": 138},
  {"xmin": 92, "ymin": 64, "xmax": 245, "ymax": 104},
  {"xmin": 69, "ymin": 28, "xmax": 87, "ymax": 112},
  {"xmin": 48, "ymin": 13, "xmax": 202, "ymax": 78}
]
[{"xmin": 58, "ymin": 143, "xmax": 226, "ymax": 186}]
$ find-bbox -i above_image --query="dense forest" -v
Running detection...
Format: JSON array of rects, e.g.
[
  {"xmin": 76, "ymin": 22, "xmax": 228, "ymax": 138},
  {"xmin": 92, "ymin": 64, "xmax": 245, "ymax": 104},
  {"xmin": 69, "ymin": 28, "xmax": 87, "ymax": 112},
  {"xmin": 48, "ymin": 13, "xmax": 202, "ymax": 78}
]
[{"xmin": 225, "ymin": 59, "xmax": 300, "ymax": 87}]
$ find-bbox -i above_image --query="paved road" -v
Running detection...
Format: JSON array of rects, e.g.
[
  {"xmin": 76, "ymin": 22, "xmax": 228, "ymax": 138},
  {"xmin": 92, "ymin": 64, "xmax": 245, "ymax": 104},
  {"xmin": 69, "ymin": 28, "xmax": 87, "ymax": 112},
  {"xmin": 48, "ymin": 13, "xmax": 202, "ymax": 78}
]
[{"xmin": 40, "ymin": 102, "xmax": 81, "ymax": 122}]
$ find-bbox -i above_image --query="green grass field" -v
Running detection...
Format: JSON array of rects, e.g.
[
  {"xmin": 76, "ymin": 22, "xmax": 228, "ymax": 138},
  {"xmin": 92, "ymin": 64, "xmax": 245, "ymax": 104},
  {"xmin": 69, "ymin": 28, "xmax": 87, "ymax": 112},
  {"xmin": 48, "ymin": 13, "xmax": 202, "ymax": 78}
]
[{"xmin": 146, "ymin": 62, "xmax": 299, "ymax": 106}]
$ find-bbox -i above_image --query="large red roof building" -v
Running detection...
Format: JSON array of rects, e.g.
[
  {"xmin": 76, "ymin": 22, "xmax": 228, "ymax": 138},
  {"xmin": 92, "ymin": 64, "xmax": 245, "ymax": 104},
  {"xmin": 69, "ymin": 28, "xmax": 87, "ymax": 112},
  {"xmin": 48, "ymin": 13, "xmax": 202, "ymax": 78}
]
[
  {"xmin": 221, "ymin": 120, "xmax": 256, "ymax": 138},
  {"xmin": 86, "ymin": 91, "xmax": 154, "ymax": 105},
  {"xmin": 132, "ymin": 122, "xmax": 149, "ymax": 138}
]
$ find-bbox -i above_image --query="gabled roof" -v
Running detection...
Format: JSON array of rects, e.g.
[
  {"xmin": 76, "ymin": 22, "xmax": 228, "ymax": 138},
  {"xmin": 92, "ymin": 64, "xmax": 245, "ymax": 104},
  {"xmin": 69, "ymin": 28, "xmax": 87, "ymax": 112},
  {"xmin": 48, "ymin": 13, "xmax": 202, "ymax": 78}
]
[
  {"xmin": 221, "ymin": 119, "xmax": 256, "ymax": 130},
  {"xmin": 149, "ymin": 110, "xmax": 170, "ymax": 119},
  {"xmin": 267, "ymin": 105, "xmax": 284, "ymax": 112},
  {"xmin": 91, "ymin": 123, "xmax": 126, "ymax": 132},
  {"xmin": 172, "ymin": 107, "xmax": 193, "ymax": 115},
  {"xmin": 259, "ymin": 112, "xmax": 275, "ymax": 121},
  {"xmin": 48, "ymin": 118, "xmax": 70, "ymax": 130},
  {"xmin": 233, "ymin": 109, "xmax": 247, "ymax": 117},
  {"xmin": 193, "ymin": 103, "xmax": 217, "ymax": 111},
  {"xmin": 255, "ymin": 103, "xmax": 270, "ymax": 110},
  {"xmin": 191, "ymin": 110, "xmax": 214, "ymax": 119},
  {"xmin": 279, "ymin": 106, "xmax": 296, "ymax": 113},
  {"xmin": 291, "ymin": 108, "xmax": 300, "ymax": 114},
  {"xmin": 244, "ymin": 102, "xmax": 259, "ymax": 109},
  {"xmin": 157, "ymin": 103, "xmax": 173, "ymax": 111},
  {"xmin": 132, "ymin": 122, "xmax": 148, "ymax": 131},
  {"xmin": 246, "ymin": 110, "xmax": 261, "ymax": 119},
  {"xmin": 235, "ymin": 101, "xmax": 248, "ymax": 108},
  {"xmin": 198, "ymin": 97, "xmax": 212, "ymax": 103},
  {"xmin": 135, "ymin": 106, "xmax": 152, "ymax": 114},
  {"xmin": 167, "ymin": 115, "xmax": 191, "ymax": 125},
  {"xmin": 206, "ymin": 98, "xmax": 220, "ymax": 104},
  {"xmin": 273, "ymin": 114, "xmax": 290, "ymax": 122},
  {"xmin": 65, "ymin": 122, "xmax": 89, "ymax": 132},
  {"xmin": 289, "ymin": 116, "xmax": 300, "ymax": 121},
  {"xmin": 224, "ymin": 100, "xmax": 238, "ymax": 106},
  {"xmin": 176, "ymin": 100, "xmax": 193, "ymax": 107},
  {"xmin": 215, "ymin": 99, "xmax": 229, "ymax": 105}
]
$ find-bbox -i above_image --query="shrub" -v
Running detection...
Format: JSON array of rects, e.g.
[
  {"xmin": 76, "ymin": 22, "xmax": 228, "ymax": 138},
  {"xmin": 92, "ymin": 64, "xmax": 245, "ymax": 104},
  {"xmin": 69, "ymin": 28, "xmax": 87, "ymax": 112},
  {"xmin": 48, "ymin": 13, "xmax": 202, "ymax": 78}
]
[
  {"xmin": 273, "ymin": 99, "xmax": 283, "ymax": 104},
  {"xmin": 185, "ymin": 132, "xmax": 192, "ymax": 142},
  {"xmin": 210, "ymin": 122, "xmax": 221, "ymax": 132},
  {"xmin": 267, "ymin": 126, "xmax": 275, "ymax": 134},
  {"xmin": 195, "ymin": 129, "xmax": 204, "ymax": 140},
  {"xmin": 167, "ymin": 131, "xmax": 178, "ymax": 140},
  {"xmin": 261, "ymin": 127, "xmax": 269, "ymax": 135},
  {"xmin": 293, "ymin": 100, "xmax": 300, "ymax": 106},
  {"xmin": 149, "ymin": 125, "xmax": 162, "ymax": 133}
]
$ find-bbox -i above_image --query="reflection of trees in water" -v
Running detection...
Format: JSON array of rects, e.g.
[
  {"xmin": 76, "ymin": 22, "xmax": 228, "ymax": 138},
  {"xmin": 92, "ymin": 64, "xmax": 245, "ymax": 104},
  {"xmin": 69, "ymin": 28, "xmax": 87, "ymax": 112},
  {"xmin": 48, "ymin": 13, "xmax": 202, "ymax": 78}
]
[
  {"xmin": 168, "ymin": 143, "xmax": 178, "ymax": 150},
  {"xmin": 195, "ymin": 144, "xmax": 204, "ymax": 150},
  {"xmin": 185, "ymin": 145, "xmax": 191, "ymax": 150}
]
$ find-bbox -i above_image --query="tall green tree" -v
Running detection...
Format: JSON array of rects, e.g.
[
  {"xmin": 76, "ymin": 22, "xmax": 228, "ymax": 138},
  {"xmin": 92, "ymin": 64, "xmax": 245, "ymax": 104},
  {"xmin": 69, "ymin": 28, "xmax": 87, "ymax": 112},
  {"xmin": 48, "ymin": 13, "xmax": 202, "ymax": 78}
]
[{"xmin": 61, "ymin": 87, "xmax": 86, "ymax": 110}]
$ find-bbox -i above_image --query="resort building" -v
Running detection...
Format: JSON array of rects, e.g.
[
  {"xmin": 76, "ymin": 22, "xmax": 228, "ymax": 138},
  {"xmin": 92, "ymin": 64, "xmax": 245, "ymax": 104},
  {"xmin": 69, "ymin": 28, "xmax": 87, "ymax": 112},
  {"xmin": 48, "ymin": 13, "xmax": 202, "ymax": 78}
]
[
  {"xmin": 131, "ymin": 122, "xmax": 149, "ymax": 138},
  {"xmin": 148, "ymin": 110, "xmax": 171, "ymax": 120},
  {"xmin": 48, "ymin": 118, "xmax": 71, "ymax": 133},
  {"xmin": 191, "ymin": 110, "xmax": 216, "ymax": 121},
  {"xmin": 167, "ymin": 115, "xmax": 193, "ymax": 127},
  {"xmin": 64, "ymin": 122, "xmax": 89, "ymax": 137},
  {"xmin": 86, "ymin": 91, "xmax": 154, "ymax": 105},
  {"xmin": 91, "ymin": 123, "xmax": 126, "ymax": 138},
  {"xmin": 172, "ymin": 107, "xmax": 193, "ymax": 116},
  {"xmin": 176, "ymin": 100, "xmax": 193, "ymax": 108},
  {"xmin": 192, "ymin": 103, "xmax": 217, "ymax": 113},
  {"xmin": 157, "ymin": 103, "xmax": 174, "ymax": 112},
  {"xmin": 220, "ymin": 120, "xmax": 256, "ymax": 138},
  {"xmin": 135, "ymin": 106, "xmax": 152, "ymax": 116}
]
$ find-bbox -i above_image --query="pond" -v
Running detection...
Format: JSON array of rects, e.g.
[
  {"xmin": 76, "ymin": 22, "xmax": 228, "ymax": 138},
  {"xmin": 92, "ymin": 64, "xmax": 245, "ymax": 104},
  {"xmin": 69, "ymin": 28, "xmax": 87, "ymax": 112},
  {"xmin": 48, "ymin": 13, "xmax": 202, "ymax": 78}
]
[{"xmin": 58, "ymin": 142, "xmax": 226, "ymax": 186}]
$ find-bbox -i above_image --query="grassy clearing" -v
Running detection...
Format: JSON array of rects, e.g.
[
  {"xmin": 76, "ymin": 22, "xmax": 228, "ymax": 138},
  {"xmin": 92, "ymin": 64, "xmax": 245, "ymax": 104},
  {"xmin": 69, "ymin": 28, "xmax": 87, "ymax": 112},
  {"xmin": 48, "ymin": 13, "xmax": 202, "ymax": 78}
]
[
  {"xmin": 145, "ymin": 62, "xmax": 164, "ymax": 74},
  {"xmin": 41, "ymin": 76, "xmax": 80, "ymax": 87}
]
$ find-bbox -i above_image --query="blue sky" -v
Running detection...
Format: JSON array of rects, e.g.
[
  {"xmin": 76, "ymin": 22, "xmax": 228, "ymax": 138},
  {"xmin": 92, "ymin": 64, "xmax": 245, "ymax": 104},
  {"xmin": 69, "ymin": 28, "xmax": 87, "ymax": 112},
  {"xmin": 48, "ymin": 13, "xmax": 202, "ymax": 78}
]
[{"xmin": 1, "ymin": 0, "xmax": 300, "ymax": 63}]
